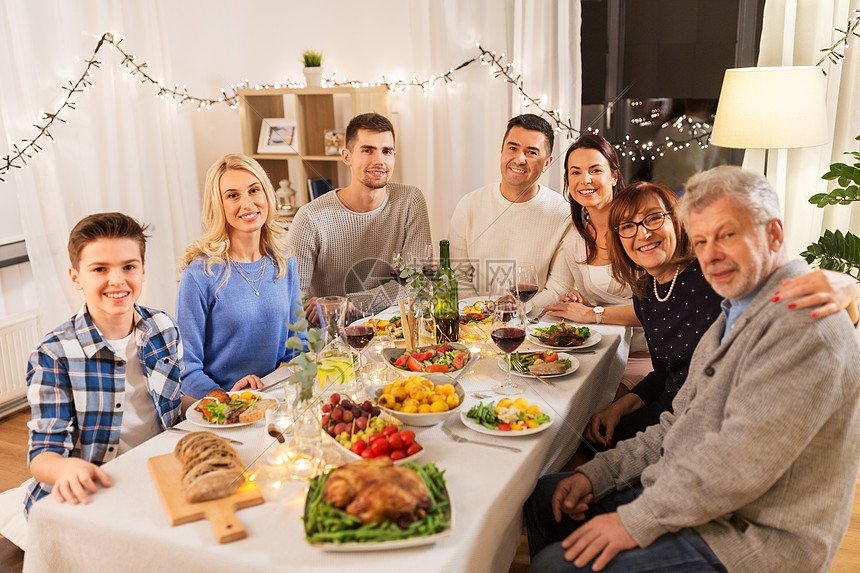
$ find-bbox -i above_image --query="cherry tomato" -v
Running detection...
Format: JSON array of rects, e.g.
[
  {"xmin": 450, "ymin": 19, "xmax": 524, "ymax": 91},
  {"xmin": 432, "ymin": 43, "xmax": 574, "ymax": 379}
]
[
  {"xmin": 371, "ymin": 439, "xmax": 390, "ymax": 456},
  {"xmin": 351, "ymin": 439, "xmax": 367, "ymax": 454},
  {"xmin": 436, "ymin": 344, "xmax": 453, "ymax": 353},
  {"xmin": 389, "ymin": 450, "xmax": 406, "ymax": 461},
  {"xmin": 368, "ymin": 432, "xmax": 386, "ymax": 443},
  {"xmin": 407, "ymin": 357, "xmax": 425, "ymax": 372},
  {"xmin": 382, "ymin": 425, "xmax": 399, "ymax": 437},
  {"xmin": 411, "ymin": 351, "xmax": 433, "ymax": 362},
  {"xmin": 425, "ymin": 364, "xmax": 450, "ymax": 373},
  {"xmin": 394, "ymin": 355, "xmax": 408, "ymax": 367},
  {"xmin": 360, "ymin": 448, "xmax": 375, "ymax": 459},
  {"xmin": 406, "ymin": 442, "xmax": 422, "ymax": 457},
  {"xmin": 542, "ymin": 351, "xmax": 559, "ymax": 362},
  {"xmin": 399, "ymin": 429, "xmax": 416, "ymax": 446},
  {"xmin": 497, "ymin": 423, "xmax": 512, "ymax": 431},
  {"xmin": 388, "ymin": 434, "xmax": 404, "ymax": 451}
]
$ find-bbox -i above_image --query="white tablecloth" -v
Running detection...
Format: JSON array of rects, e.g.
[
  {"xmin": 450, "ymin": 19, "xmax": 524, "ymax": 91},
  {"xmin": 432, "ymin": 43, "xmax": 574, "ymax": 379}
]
[{"xmin": 24, "ymin": 324, "xmax": 629, "ymax": 573}]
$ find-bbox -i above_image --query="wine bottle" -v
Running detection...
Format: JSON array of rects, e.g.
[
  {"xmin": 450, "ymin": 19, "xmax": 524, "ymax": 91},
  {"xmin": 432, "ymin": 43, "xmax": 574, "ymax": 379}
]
[{"xmin": 433, "ymin": 240, "xmax": 459, "ymax": 343}]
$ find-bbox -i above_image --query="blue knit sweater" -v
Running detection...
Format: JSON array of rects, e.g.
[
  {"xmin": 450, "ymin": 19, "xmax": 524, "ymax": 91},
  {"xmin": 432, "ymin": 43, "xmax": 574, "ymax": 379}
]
[{"xmin": 176, "ymin": 254, "xmax": 305, "ymax": 398}]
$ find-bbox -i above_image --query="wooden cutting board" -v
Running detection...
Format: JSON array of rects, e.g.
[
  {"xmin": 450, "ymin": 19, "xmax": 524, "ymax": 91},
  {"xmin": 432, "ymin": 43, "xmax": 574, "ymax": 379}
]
[{"xmin": 147, "ymin": 453, "xmax": 265, "ymax": 543}]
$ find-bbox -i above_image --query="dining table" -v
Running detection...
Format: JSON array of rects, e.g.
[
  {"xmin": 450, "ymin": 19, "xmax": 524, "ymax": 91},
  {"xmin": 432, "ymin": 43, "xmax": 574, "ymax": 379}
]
[{"xmin": 23, "ymin": 316, "xmax": 632, "ymax": 573}]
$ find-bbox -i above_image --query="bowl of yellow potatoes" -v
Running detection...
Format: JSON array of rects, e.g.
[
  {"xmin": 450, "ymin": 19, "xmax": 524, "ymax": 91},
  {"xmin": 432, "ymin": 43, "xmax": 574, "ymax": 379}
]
[{"xmin": 367, "ymin": 373, "xmax": 465, "ymax": 427}]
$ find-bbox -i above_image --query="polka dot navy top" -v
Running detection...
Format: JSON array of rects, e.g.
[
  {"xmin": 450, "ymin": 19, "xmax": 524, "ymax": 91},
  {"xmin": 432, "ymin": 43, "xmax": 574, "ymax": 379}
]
[{"xmin": 631, "ymin": 260, "xmax": 722, "ymax": 410}]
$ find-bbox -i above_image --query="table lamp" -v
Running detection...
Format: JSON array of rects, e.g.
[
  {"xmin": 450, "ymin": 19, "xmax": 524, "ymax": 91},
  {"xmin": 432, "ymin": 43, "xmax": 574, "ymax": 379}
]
[{"xmin": 710, "ymin": 66, "xmax": 829, "ymax": 183}]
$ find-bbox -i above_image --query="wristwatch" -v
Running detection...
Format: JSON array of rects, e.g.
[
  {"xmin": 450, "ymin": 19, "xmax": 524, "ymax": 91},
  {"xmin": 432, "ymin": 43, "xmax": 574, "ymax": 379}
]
[{"xmin": 593, "ymin": 306, "xmax": 605, "ymax": 324}]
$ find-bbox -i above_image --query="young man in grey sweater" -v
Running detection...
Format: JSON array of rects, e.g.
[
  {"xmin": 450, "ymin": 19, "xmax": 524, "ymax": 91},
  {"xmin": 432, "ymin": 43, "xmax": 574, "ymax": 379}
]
[
  {"xmin": 286, "ymin": 113, "xmax": 431, "ymax": 323},
  {"xmin": 526, "ymin": 166, "xmax": 860, "ymax": 573}
]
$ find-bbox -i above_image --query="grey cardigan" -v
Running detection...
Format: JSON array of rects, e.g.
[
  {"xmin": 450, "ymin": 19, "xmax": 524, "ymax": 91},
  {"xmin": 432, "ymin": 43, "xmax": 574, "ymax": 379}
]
[{"xmin": 579, "ymin": 259, "xmax": 860, "ymax": 572}]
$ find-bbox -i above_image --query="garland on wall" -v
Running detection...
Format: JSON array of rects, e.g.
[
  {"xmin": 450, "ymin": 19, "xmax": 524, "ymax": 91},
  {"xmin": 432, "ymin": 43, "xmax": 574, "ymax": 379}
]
[{"xmin": 2, "ymin": 16, "xmax": 858, "ymax": 182}]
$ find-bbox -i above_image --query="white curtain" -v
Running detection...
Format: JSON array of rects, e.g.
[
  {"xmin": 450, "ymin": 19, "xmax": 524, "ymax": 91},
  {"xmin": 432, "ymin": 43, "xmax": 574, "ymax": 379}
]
[
  {"xmin": 397, "ymin": 0, "xmax": 581, "ymax": 242},
  {"xmin": 748, "ymin": 0, "xmax": 860, "ymax": 259},
  {"xmin": 0, "ymin": 1, "xmax": 201, "ymax": 330}
]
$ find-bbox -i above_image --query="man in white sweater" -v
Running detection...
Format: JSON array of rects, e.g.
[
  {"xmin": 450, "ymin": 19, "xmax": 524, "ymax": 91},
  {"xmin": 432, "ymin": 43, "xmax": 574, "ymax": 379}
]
[
  {"xmin": 287, "ymin": 113, "xmax": 431, "ymax": 323},
  {"xmin": 449, "ymin": 114, "xmax": 572, "ymax": 313}
]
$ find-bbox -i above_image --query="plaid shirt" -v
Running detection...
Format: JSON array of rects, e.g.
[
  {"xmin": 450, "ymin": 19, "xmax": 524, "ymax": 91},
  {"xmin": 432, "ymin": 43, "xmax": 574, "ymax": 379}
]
[{"xmin": 24, "ymin": 303, "xmax": 183, "ymax": 514}]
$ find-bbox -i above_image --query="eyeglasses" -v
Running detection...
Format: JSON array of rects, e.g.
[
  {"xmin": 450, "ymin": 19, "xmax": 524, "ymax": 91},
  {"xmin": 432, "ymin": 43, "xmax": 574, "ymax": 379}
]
[{"xmin": 614, "ymin": 211, "xmax": 671, "ymax": 238}]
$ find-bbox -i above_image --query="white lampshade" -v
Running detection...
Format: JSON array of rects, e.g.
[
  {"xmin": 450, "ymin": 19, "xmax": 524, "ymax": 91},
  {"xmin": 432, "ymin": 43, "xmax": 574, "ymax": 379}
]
[{"xmin": 710, "ymin": 66, "xmax": 829, "ymax": 149}]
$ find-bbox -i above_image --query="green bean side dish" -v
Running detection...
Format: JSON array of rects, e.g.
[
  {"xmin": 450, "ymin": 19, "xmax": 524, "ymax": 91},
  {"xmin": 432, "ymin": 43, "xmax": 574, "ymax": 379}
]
[{"xmin": 304, "ymin": 462, "xmax": 451, "ymax": 544}]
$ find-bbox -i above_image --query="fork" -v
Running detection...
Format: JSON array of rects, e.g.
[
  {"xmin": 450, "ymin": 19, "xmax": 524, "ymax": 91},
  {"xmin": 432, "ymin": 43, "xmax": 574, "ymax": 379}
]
[
  {"xmin": 441, "ymin": 423, "xmax": 522, "ymax": 453},
  {"xmin": 511, "ymin": 360, "xmax": 554, "ymax": 387}
]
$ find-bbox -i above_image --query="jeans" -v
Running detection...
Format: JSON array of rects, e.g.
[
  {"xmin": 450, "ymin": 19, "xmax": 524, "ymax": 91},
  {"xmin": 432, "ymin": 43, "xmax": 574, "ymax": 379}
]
[{"xmin": 524, "ymin": 473, "xmax": 727, "ymax": 573}]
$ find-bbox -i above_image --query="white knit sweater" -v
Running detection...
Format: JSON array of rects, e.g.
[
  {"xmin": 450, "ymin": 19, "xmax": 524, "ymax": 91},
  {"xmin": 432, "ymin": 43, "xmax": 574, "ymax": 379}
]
[
  {"xmin": 448, "ymin": 182, "xmax": 573, "ymax": 311},
  {"xmin": 286, "ymin": 183, "xmax": 431, "ymax": 312}
]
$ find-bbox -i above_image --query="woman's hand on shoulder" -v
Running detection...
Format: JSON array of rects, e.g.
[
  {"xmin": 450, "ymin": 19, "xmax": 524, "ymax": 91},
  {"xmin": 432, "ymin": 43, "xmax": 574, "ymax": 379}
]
[
  {"xmin": 230, "ymin": 374, "xmax": 263, "ymax": 392},
  {"xmin": 774, "ymin": 269, "xmax": 860, "ymax": 323}
]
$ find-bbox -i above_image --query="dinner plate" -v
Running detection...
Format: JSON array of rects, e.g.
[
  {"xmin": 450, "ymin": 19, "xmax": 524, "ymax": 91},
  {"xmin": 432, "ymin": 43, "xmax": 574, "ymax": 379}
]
[
  {"xmin": 458, "ymin": 403, "xmax": 553, "ymax": 436},
  {"xmin": 526, "ymin": 324, "xmax": 602, "ymax": 351},
  {"xmin": 186, "ymin": 391, "xmax": 278, "ymax": 428},
  {"xmin": 382, "ymin": 343, "xmax": 478, "ymax": 375},
  {"xmin": 305, "ymin": 475, "xmax": 453, "ymax": 551},
  {"xmin": 497, "ymin": 352, "xmax": 580, "ymax": 378}
]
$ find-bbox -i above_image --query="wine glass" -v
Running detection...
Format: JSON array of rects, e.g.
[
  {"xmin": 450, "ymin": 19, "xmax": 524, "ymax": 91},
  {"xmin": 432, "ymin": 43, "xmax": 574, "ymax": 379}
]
[
  {"xmin": 489, "ymin": 278, "xmax": 525, "ymax": 395},
  {"xmin": 390, "ymin": 251, "xmax": 412, "ymax": 300},
  {"xmin": 343, "ymin": 298, "xmax": 376, "ymax": 360},
  {"xmin": 420, "ymin": 244, "xmax": 439, "ymax": 281},
  {"xmin": 513, "ymin": 262, "xmax": 539, "ymax": 308}
]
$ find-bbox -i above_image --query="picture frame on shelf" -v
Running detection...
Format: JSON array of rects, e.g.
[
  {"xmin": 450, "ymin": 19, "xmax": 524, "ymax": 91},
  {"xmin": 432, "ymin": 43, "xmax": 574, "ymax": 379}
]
[
  {"xmin": 307, "ymin": 178, "xmax": 334, "ymax": 201},
  {"xmin": 257, "ymin": 118, "xmax": 299, "ymax": 154},
  {"xmin": 324, "ymin": 129, "xmax": 345, "ymax": 155}
]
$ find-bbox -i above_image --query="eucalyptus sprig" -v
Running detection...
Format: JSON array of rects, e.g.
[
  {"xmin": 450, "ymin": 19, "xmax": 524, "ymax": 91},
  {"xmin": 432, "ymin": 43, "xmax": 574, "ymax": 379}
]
[{"xmin": 285, "ymin": 294, "xmax": 325, "ymax": 403}]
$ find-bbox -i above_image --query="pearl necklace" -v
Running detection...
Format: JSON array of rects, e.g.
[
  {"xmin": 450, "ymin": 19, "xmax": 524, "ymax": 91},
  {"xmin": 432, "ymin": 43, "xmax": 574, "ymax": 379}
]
[
  {"xmin": 652, "ymin": 265, "xmax": 681, "ymax": 303},
  {"xmin": 231, "ymin": 257, "xmax": 266, "ymax": 296}
]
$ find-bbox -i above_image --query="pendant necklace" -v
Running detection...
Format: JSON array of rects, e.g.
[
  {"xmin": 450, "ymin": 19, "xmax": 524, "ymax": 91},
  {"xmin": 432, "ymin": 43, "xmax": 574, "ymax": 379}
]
[
  {"xmin": 231, "ymin": 256, "xmax": 266, "ymax": 296},
  {"xmin": 652, "ymin": 264, "xmax": 681, "ymax": 303}
]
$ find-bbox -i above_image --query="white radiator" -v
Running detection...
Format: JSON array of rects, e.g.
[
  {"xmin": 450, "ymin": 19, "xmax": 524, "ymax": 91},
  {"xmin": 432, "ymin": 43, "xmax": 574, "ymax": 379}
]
[{"xmin": 0, "ymin": 311, "xmax": 40, "ymax": 412}]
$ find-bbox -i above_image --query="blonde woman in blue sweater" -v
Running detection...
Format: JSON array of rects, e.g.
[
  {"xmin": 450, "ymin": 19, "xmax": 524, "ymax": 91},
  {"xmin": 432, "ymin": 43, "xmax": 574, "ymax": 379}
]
[{"xmin": 176, "ymin": 154, "xmax": 304, "ymax": 401}]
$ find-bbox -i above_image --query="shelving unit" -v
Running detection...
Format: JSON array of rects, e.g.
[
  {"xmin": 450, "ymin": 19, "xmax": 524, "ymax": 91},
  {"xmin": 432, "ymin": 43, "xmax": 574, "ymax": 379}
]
[{"xmin": 237, "ymin": 86, "xmax": 390, "ymax": 210}]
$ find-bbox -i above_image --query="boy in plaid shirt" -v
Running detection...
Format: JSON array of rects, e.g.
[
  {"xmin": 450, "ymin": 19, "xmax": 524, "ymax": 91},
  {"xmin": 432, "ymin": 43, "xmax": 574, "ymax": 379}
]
[{"xmin": 25, "ymin": 213, "xmax": 183, "ymax": 515}]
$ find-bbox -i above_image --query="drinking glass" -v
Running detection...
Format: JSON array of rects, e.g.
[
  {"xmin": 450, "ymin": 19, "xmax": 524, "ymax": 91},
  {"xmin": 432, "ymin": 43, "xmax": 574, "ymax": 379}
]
[
  {"xmin": 513, "ymin": 262, "xmax": 539, "ymax": 306},
  {"xmin": 343, "ymin": 298, "xmax": 376, "ymax": 367},
  {"xmin": 420, "ymin": 244, "xmax": 439, "ymax": 281},
  {"xmin": 390, "ymin": 250, "xmax": 414, "ymax": 300},
  {"xmin": 489, "ymin": 278, "xmax": 525, "ymax": 395}
]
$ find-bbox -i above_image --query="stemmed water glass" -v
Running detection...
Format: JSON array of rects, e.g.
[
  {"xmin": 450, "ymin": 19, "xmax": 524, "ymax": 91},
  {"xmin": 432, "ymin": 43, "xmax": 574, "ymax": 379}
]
[{"xmin": 489, "ymin": 278, "xmax": 525, "ymax": 395}]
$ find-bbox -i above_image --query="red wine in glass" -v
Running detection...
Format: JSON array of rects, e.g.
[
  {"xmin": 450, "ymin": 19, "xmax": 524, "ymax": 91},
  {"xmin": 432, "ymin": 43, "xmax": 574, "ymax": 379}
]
[
  {"xmin": 491, "ymin": 326, "xmax": 525, "ymax": 354},
  {"xmin": 344, "ymin": 325, "xmax": 375, "ymax": 350},
  {"xmin": 422, "ymin": 264, "xmax": 440, "ymax": 280},
  {"xmin": 512, "ymin": 284, "xmax": 539, "ymax": 303},
  {"xmin": 495, "ymin": 302, "xmax": 517, "ymax": 323},
  {"xmin": 390, "ymin": 268, "xmax": 409, "ymax": 286}
]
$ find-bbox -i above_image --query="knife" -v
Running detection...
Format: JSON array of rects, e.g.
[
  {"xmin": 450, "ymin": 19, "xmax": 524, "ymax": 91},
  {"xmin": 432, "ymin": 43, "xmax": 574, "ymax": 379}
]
[{"xmin": 167, "ymin": 427, "xmax": 243, "ymax": 446}]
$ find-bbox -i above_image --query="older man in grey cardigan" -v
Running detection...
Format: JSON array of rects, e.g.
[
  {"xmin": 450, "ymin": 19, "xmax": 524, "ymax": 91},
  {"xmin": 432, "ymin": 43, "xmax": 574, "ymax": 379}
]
[{"xmin": 526, "ymin": 166, "xmax": 860, "ymax": 573}]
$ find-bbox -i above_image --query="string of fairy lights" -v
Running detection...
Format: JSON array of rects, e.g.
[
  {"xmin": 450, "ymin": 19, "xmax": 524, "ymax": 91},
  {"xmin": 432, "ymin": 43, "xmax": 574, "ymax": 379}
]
[{"xmin": 2, "ymin": 13, "xmax": 858, "ymax": 182}]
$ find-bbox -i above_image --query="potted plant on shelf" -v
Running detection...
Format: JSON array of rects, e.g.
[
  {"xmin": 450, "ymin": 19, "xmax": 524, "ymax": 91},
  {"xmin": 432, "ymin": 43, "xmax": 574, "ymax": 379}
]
[
  {"xmin": 302, "ymin": 49, "xmax": 324, "ymax": 87},
  {"xmin": 801, "ymin": 134, "xmax": 860, "ymax": 282}
]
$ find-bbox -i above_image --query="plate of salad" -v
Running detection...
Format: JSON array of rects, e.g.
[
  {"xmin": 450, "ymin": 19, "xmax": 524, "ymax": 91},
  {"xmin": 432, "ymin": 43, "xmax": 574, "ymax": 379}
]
[
  {"xmin": 382, "ymin": 343, "xmax": 477, "ymax": 375},
  {"xmin": 527, "ymin": 322, "xmax": 601, "ymax": 350},
  {"xmin": 186, "ymin": 390, "xmax": 278, "ymax": 427},
  {"xmin": 500, "ymin": 351, "xmax": 580, "ymax": 379},
  {"xmin": 459, "ymin": 398, "xmax": 553, "ymax": 435}
]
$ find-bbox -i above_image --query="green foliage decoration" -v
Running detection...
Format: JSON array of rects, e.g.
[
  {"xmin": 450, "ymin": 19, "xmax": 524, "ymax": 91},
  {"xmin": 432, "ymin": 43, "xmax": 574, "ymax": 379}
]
[
  {"xmin": 302, "ymin": 50, "xmax": 323, "ymax": 67},
  {"xmin": 802, "ymin": 134, "xmax": 860, "ymax": 282},
  {"xmin": 284, "ymin": 295, "xmax": 325, "ymax": 403}
]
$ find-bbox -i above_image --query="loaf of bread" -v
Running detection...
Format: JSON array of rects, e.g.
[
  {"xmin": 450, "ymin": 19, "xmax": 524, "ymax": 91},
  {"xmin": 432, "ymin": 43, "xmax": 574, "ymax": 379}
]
[{"xmin": 174, "ymin": 431, "xmax": 245, "ymax": 503}]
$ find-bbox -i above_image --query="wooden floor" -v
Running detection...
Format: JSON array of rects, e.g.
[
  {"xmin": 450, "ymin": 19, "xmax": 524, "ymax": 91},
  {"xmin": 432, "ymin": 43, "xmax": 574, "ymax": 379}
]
[{"xmin": 0, "ymin": 409, "xmax": 858, "ymax": 572}]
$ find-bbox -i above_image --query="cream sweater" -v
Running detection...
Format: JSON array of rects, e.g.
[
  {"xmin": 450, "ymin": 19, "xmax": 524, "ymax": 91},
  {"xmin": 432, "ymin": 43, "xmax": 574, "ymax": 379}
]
[{"xmin": 448, "ymin": 182, "xmax": 573, "ymax": 311}]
